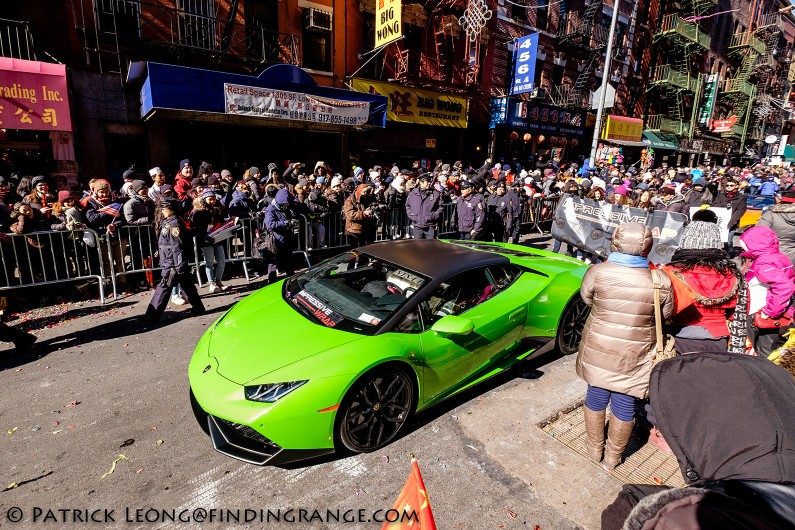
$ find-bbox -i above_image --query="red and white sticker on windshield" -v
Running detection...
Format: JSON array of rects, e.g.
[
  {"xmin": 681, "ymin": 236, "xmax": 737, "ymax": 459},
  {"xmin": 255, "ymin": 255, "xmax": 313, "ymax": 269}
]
[{"xmin": 295, "ymin": 290, "xmax": 344, "ymax": 328}]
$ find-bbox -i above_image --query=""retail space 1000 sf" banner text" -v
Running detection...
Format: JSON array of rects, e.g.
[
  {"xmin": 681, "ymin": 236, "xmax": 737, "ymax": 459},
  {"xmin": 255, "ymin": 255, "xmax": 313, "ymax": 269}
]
[{"xmin": 224, "ymin": 83, "xmax": 370, "ymax": 126}]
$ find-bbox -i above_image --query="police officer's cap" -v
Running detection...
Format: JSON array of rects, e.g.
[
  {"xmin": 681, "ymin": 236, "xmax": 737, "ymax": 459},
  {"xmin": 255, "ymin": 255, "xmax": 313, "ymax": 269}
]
[
  {"xmin": 459, "ymin": 180, "xmax": 473, "ymax": 190},
  {"xmin": 418, "ymin": 173, "xmax": 432, "ymax": 182}
]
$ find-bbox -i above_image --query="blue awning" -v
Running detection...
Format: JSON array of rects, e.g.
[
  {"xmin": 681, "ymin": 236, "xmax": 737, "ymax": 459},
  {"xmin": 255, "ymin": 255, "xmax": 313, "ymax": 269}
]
[{"xmin": 136, "ymin": 62, "xmax": 387, "ymax": 128}]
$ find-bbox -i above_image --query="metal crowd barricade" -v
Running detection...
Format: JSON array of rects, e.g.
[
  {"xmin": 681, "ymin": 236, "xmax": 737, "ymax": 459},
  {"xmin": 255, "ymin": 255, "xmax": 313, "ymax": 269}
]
[
  {"xmin": 527, "ymin": 195, "xmax": 561, "ymax": 234},
  {"xmin": 0, "ymin": 229, "xmax": 107, "ymax": 302},
  {"xmin": 192, "ymin": 216, "xmax": 260, "ymax": 287},
  {"xmin": 110, "ymin": 224, "xmax": 159, "ymax": 298},
  {"xmin": 437, "ymin": 202, "xmax": 458, "ymax": 237}
]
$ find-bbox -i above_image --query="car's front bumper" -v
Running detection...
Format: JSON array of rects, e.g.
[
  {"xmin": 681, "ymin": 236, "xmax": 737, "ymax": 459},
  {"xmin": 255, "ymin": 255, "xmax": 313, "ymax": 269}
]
[{"xmin": 188, "ymin": 332, "xmax": 351, "ymax": 465}]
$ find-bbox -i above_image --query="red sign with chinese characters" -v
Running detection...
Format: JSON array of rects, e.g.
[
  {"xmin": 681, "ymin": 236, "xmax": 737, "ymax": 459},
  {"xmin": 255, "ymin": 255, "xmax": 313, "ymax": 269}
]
[
  {"xmin": 711, "ymin": 115, "xmax": 737, "ymax": 133},
  {"xmin": 0, "ymin": 58, "xmax": 72, "ymax": 131}
]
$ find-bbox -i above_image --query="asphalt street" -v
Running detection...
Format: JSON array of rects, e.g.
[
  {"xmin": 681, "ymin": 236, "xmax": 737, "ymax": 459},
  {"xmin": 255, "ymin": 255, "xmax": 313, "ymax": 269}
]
[{"xmin": 0, "ymin": 235, "xmax": 620, "ymax": 530}]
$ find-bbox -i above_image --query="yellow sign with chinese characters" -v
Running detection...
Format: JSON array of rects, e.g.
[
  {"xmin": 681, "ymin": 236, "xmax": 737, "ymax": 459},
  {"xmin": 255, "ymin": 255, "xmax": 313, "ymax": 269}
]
[
  {"xmin": 603, "ymin": 115, "xmax": 643, "ymax": 142},
  {"xmin": 375, "ymin": 0, "xmax": 402, "ymax": 47},
  {"xmin": 351, "ymin": 78, "xmax": 468, "ymax": 128}
]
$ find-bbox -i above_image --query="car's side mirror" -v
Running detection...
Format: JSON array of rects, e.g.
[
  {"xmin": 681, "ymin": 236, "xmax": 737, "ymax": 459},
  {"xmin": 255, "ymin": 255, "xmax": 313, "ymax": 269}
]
[{"xmin": 431, "ymin": 315, "xmax": 475, "ymax": 336}]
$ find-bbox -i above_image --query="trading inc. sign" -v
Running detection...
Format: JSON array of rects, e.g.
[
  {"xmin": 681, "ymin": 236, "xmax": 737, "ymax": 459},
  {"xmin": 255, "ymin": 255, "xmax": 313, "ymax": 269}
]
[
  {"xmin": 375, "ymin": 0, "xmax": 402, "ymax": 47},
  {"xmin": 351, "ymin": 78, "xmax": 467, "ymax": 128}
]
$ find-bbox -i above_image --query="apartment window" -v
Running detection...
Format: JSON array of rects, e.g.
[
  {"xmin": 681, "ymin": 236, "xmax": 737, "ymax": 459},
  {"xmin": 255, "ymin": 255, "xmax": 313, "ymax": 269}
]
[
  {"xmin": 177, "ymin": 0, "xmax": 217, "ymax": 50},
  {"xmin": 552, "ymin": 63, "xmax": 564, "ymax": 85},
  {"xmin": 303, "ymin": 30, "xmax": 331, "ymax": 71},
  {"xmin": 535, "ymin": 0, "xmax": 549, "ymax": 32},
  {"xmin": 510, "ymin": 2, "xmax": 527, "ymax": 24},
  {"xmin": 246, "ymin": 0, "xmax": 279, "ymax": 61},
  {"xmin": 95, "ymin": 0, "xmax": 141, "ymax": 37},
  {"xmin": 535, "ymin": 58, "xmax": 543, "ymax": 87}
]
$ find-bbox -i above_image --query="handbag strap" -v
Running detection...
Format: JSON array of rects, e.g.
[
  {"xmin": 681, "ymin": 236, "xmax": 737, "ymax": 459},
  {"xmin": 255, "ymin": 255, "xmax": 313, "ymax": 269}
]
[{"xmin": 651, "ymin": 269, "xmax": 664, "ymax": 354}]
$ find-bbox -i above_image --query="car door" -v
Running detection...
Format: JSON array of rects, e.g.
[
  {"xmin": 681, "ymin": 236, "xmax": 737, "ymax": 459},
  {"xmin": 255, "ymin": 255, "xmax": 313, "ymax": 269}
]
[{"xmin": 418, "ymin": 265, "xmax": 527, "ymax": 403}]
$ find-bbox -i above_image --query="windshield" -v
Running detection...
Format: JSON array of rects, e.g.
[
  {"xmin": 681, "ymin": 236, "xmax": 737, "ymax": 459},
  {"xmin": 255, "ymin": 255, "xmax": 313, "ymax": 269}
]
[{"xmin": 284, "ymin": 252, "xmax": 427, "ymax": 334}]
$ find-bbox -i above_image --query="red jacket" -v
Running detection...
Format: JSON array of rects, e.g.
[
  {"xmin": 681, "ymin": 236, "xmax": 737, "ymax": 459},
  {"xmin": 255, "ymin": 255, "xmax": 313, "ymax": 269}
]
[
  {"xmin": 668, "ymin": 265, "xmax": 738, "ymax": 338},
  {"xmin": 174, "ymin": 175, "xmax": 192, "ymax": 201}
]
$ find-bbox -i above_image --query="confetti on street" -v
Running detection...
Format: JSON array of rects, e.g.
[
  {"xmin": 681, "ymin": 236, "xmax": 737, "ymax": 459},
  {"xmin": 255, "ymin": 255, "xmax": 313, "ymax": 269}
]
[{"xmin": 101, "ymin": 454, "xmax": 129, "ymax": 479}]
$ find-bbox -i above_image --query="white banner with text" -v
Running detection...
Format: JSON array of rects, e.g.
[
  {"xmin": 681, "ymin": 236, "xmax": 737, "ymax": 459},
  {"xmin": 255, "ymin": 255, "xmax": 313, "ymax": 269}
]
[{"xmin": 224, "ymin": 84, "xmax": 370, "ymax": 126}]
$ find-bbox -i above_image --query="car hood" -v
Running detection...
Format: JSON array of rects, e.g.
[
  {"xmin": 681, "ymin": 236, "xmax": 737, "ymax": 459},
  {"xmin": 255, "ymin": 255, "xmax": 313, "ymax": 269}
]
[{"xmin": 208, "ymin": 285, "xmax": 365, "ymax": 384}]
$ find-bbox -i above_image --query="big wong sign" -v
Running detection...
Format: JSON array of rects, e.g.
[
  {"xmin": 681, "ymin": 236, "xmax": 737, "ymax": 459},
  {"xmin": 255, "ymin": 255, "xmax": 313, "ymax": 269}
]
[
  {"xmin": 375, "ymin": 0, "xmax": 402, "ymax": 47},
  {"xmin": 0, "ymin": 58, "xmax": 73, "ymax": 131},
  {"xmin": 224, "ymin": 83, "xmax": 370, "ymax": 126}
]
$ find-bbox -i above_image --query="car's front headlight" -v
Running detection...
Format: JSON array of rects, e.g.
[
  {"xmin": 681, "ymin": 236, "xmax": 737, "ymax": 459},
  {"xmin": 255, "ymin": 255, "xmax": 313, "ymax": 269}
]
[{"xmin": 244, "ymin": 381, "xmax": 308, "ymax": 402}]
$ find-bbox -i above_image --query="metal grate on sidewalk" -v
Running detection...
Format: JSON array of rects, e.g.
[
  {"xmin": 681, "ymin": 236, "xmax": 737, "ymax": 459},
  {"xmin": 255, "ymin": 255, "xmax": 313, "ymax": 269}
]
[{"xmin": 537, "ymin": 400, "xmax": 686, "ymax": 488}]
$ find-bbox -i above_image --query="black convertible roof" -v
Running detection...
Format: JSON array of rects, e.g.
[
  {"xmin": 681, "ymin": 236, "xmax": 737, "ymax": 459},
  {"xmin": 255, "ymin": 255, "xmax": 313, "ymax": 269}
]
[{"xmin": 361, "ymin": 239, "xmax": 510, "ymax": 279}]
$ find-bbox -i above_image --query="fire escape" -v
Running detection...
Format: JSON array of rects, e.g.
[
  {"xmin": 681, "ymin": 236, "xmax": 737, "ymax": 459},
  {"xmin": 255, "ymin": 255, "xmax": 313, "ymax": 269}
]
[
  {"xmin": 73, "ymin": 1, "xmax": 301, "ymax": 77},
  {"xmin": 392, "ymin": 3, "xmax": 478, "ymax": 91},
  {"xmin": 552, "ymin": 1, "xmax": 608, "ymax": 109},
  {"xmin": 719, "ymin": 22, "xmax": 767, "ymax": 150},
  {"xmin": 645, "ymin": 0, "xmax": 714, "ymax": 141},
  {"xmin": 747, "ymin": 11, "xmax": 782, "ymax": 144}
]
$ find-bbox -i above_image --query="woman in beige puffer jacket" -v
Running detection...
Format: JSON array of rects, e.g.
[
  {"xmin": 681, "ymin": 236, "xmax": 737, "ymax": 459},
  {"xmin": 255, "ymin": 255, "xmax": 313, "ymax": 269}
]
[{"xmin": 576, "ymin": 222, "xmax": 674, "ymax": 470}]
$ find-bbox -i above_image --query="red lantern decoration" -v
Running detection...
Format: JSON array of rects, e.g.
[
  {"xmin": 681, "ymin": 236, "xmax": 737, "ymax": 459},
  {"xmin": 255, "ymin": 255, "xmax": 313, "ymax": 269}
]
[
  {"xmin": 509, "ymin": 131, "xmax": 519, "ymax": 140},
  {"xmin": 559, "ymin": 138, "xmax": 568, "ymax": 146},
  {"xmin": 523, "ymin": 133, "xmax": 532, "ymax": 142},
  {"xmin": 549, "ymin": 137, "xmax": 558, "ymax": 146},
  {"xmin": 537, "ymin": 135, "xmax": 545, "ymax": 144},
  {"xmin": 570, "ymin": 138, "xmax": 579, "ymax": 147}
]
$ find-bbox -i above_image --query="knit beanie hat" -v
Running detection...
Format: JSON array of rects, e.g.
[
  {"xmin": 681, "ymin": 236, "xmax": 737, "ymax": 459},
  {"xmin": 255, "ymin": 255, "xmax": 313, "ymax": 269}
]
[
  {"xmin": 131, "ymin": 180, "xmax": 147, "ymax": 194},
  {"xmin": 679, "ymin": 221, "xmax": 722, "ymax": 250},
  {"xmin": 613, "ymin": 185, "xmax": 628, "ymax": 196}
]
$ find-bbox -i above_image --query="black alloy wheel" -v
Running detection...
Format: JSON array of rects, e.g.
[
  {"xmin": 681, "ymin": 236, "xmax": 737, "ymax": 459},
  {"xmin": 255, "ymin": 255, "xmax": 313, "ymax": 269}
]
[
  {"xmin": 337, "ymin": 367, "xmax": 416, "ymax": 453},
  {"xmin": 556, "ymin": 295, "xmax": 590, "ymax": 355}
]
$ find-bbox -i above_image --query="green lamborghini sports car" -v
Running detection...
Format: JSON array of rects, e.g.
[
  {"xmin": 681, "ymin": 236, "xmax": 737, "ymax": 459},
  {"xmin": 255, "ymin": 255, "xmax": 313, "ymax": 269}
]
[{"xmin": 189, "ymin": 239, "xmax": 588, "ymax": 465}]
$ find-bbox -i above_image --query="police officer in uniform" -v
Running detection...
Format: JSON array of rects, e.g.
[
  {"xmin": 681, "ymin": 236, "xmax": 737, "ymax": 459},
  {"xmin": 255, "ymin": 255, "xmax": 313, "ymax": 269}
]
[
  {"xmin": 456, "ymin": 181, "xmax": 484, "ymax": 240},
  {"xmin": 139, "ymin": 197, "xmax": 205, "ymax": 324},
  {"xmin": 506, "ymin": 180, "xmax": 525, "ymax": 244},
  {"xmin": 485, "ymin": 181, "xmax": 511, "ymax": 242}
]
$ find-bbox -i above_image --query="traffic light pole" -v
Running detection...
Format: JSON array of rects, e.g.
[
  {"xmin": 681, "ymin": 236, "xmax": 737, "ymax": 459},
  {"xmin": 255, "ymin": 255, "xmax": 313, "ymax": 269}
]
[{"xmin": 589, "ymin": 1, "xmax": 621, "ymax": 165}]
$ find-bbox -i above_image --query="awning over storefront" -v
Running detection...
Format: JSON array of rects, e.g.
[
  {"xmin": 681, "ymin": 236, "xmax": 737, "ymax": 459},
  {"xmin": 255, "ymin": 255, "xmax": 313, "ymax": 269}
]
[
  {"xmin": 0, "ymin": 57, "xmax": 72, "ymax": 131},
  {"xmin": 133, "ymin": 62, "xmax": 388, "ymax": 128},
  {"xmin": 642, "ymin": 130, "xmax": 678, "ymax": 150},
  {"xmin": 598, "ymin": 137, "xmax": 648, "ymax": 147}
]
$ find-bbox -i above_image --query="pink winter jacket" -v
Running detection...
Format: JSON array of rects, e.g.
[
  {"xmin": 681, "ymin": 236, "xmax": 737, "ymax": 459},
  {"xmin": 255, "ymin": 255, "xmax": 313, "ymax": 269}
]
[{"xmin": 740, "ymin": 225, "xmax": 795, "ymax": 318}]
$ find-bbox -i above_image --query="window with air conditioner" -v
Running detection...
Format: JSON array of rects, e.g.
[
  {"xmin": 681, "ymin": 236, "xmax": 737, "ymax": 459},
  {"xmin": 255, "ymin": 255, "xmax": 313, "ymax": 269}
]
[
  {"xmin": 303, "ymin": 8, "xmax": 332, "ymax": 32},
  {"xmin": 302, "ymin": 8, "xmax": 332, "ymax": 71},
  {"xmin": 176, "ymin": 0, "xmax": 217, "ymax": 51}
]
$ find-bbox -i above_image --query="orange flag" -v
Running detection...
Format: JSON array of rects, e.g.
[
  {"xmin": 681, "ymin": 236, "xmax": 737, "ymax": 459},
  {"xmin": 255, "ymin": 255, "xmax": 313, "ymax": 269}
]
[{"xmin": 382, "ymin": 458, "xmax": 437, "ymax": 530}]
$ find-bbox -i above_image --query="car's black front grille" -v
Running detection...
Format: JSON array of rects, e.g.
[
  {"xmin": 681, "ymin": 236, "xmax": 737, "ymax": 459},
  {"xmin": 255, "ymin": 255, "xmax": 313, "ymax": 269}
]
[
  {"xmin": 218, "ymin": 418, "xmax": 280, "ymax": 448},
  {"xmin": 208, "ymin": 415, "xmax": 283, "ymax": 465}
]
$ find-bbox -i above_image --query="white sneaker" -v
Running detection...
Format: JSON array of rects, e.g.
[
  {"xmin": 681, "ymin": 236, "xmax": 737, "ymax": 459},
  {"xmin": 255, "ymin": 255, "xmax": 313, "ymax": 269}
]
[
  {"xmin": 584, "ymin": 258, "xmax": 592, "ymax": 265},
  {"xmin": 208, "ymin": 282, "xmax": 218, "ymax": 293},
  {"xmin": 217, "ymin": 281, "xmax": 229, "ymax": 291},
  {"xmin": 171, "ymin": 295, "xmax": 187, "ymax": 306}
]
